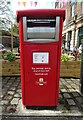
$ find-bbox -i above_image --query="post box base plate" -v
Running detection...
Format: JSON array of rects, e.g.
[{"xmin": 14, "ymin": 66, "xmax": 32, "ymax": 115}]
[{"xmin": 25, "ymin": 106, "xmax": 57, "ymax": 110}]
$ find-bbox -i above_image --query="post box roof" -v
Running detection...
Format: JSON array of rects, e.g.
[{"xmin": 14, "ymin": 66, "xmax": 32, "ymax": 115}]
[{"xmin": 17, "ymin": 9, "xmax": 65, "ymax": 22}]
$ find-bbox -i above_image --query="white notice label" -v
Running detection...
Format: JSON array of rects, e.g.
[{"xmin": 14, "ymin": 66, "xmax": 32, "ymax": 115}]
[{"xmin": 33, "ymin": 52, "xmax": 49, "ymax": 64}]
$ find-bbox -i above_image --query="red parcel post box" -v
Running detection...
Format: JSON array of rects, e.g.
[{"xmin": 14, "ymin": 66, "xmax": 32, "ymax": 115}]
[{"xmin": 17, "ymin": 9, "xmax": 65, "ymax": 107}]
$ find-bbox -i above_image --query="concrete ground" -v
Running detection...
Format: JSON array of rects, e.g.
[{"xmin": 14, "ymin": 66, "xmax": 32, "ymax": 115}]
[{"xmin": 0, "ymin": 77, "xmax": 83, "ymax": 120}]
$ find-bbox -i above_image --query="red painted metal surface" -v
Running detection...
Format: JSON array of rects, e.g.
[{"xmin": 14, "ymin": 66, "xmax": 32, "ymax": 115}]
[
  {"xmin": 17, "ymin": 9, "xmax": 65, "ymax": 107},
  {"xmin": 17, "ymin": 9, "xmax": 65, "ymax": 22},
  {"xmin": 24, "ymin": 44, "xmax": 58, "ymax": 106}
]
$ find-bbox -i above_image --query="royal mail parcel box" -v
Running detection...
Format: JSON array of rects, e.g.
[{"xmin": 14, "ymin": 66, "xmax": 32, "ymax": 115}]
[{"xmin": 17, "ymin": 9, "xmax": 65, "ymax": 107}]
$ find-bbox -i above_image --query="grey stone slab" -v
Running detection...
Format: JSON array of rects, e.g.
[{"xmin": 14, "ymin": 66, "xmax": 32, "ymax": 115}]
[
  {"xmin": 14, "ymin": 93, "xmax": 21, "ymax": 98},
  {"xmin": 12, "ymin": 84, "xmax": 19, "ymax": 87},
  {"xmin": 16, "ymin": 89, "xmax": 22, "ymax": 93},
  {"xmin": 2, "ymin": 91, "xmax": 6, "ymax": 96},
  {"xmin": 2, "ymin": 81, "xmax": 7, "ymax": 85},
  {"xmin": 4, "ymin": 85, "xmax": 11, "ymax": 88},
  {"xmin": 81, "ymin": 104, "xmax": 83, "ymax": 109},
  {"xmin": 72, "ymin": 85, "xmax": 78, "ymax": 88},
  {"xmin": 3, "ymin": 95, "xmax": 12, "ymax": 100},
  {"xmin": 61, "ymin": 89, "xmax": 67, "ymax": 92},
  {"xmin": 68, "ymin": 89, "xmax": 76, "ymax": 92},
  {"xmin": 8, "ymin": 80, "xmax": 15, "ymax": 84},
  {"xmin": 72, "ymin": 92, "xmax": 80, "ymax": 97},
  {"xmin": 7, "ymin": 91, "xmax": 15, "ymax": 95},
  {"xmin": 6, "ymin": 77, "xmax": 10, "ymax": 79},
  {"xmin": 2, "ymin": 105, "xmax": 6, "ymax": 113},
  {"xmin": 59, "ymin": 94, "xmax": 63, "ymax": 98},
  {"xmin": 6, "ymin": 82, "xmax": 12, "ymax": 85},
  {"xmin": 0, "ymin": 94, "xmax": 4, "ymax": 98},
  {"xmin": 0, "ymin": 87, "xmax": 2, "ymax": 92},
  {"xmin": 76, "ymin": 97, "xmax": 83, "ymax": 104},
  {"xmin": 9, "ymin": 87, "xmax": 16, "ymax": 91},
  {"xmin": 10, "ymin": 77, "xmax": 16, "ymax": 80},
  {"xmin": 57, "ymin": 104, "xmax": 67, "ymax": 111},
  {"xmin": 64, "ymin": 83, "xmax": 70, "ymax": 87},
  {"xmin": 76, "ymin": 87, "xmax": 80, "ymax": 91},
  {"xmin": 6, "ymin": 105, "xmax": 16, "ymax": 113},
  {"xmin": 0, "ymin": 108, "xmax": 2, "ymax": 115},
  {"xmin": 60, "ymin": 78, "xmax": 65, "ymax": 81},
  {"xmin": 60, "ymin": 85, "xmax": 65, "ymax": 89},
  {"xmin": 70, "ymin": 106, "xmax": 79, "ymax": 112},
  {"xmin": 3, "ymin": 87, "xmax": 9, "ymax": 92},
  {"xmin": 63, "ymin": 93, "xmax": 71, "ymax": 98},
  {"xmin": 0, "ymin": 100, "xmax": 9, "ymax": 105},
  {"xmin": 17, "ymin": 85, "xmax": 21, "ymax": 89},
  {"xmin": 67, "ymin": 99, "xmax": 76, "ymax": 106},
  {"xmin": 70, "ymin": 78, "xmax": 76, "ymax": 81},
  {"xmin": 67, "ymin": 86, "xmax": 73, "ymax": 89},
  {"xmin": 11, "ymin": 98, "xmax": 20, "ymax": 105},
  {"xmin": 3, "ymin": 77, "xmax": 9, "ymax": 81},
  {"xmin": 66, "ymin": 81, "xmax": 73, "ymax": 84}
]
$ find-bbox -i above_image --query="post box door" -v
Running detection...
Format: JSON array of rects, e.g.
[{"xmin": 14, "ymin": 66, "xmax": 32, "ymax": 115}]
[{"xmin": 24, "ymin": 44, "xmax": 59, "ymax": 106}]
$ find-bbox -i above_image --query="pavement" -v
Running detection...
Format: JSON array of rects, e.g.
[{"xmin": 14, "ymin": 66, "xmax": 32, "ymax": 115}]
[{"xmin": 0, "ymin": 76, "xmax": 83, "ymax": 120}]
